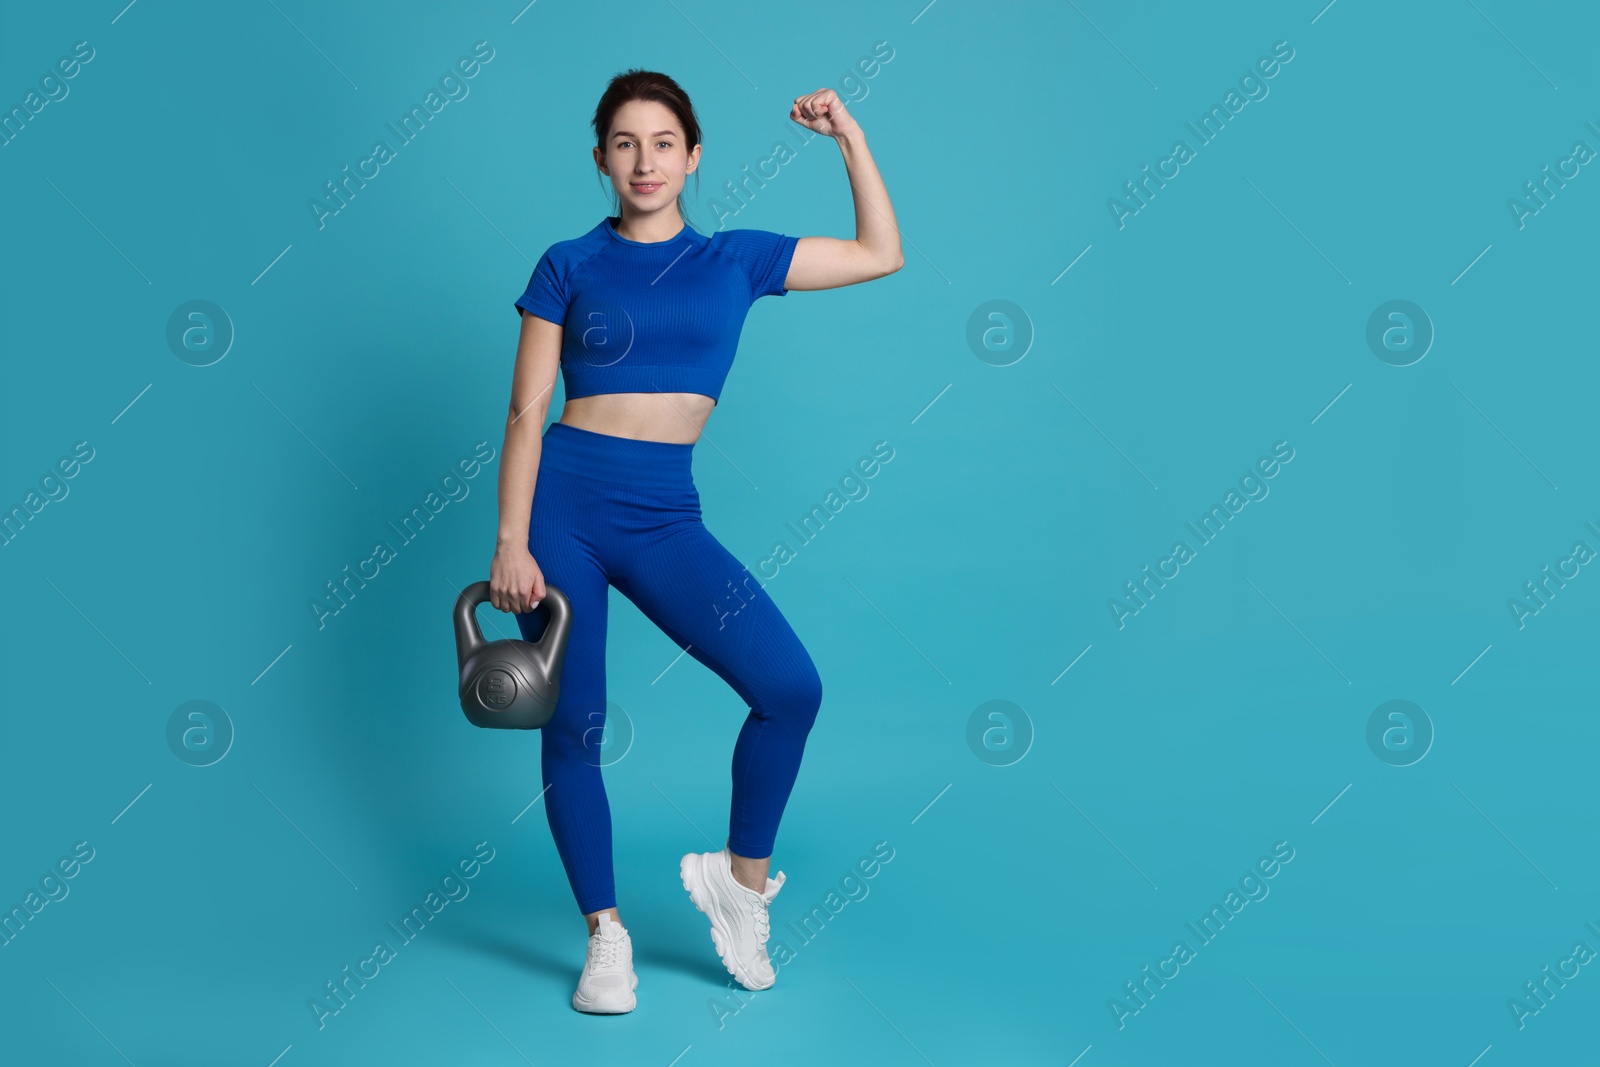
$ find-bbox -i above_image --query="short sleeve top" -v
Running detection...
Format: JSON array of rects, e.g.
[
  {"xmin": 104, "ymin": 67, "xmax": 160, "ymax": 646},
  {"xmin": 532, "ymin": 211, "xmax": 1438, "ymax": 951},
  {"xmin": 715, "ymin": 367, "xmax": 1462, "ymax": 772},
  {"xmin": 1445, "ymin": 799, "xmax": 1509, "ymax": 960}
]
[{"xmin": 513, "ymin": 216, "xmax": 799, "ymax": 404}]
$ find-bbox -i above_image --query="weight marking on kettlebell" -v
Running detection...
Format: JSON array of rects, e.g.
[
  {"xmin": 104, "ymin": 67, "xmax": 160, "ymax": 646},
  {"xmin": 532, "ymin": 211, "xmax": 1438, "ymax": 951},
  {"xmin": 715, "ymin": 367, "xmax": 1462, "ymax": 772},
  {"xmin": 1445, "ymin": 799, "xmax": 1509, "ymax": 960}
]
[{"xmin": 477, "ymin": 669, "xmax": 516, "ymax": 710}]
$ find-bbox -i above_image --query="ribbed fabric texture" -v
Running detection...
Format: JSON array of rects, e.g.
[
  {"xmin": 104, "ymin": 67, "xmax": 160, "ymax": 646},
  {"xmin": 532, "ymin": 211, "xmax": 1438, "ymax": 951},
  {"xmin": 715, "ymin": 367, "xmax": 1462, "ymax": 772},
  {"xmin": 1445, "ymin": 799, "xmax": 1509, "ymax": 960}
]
[
  {"xmin": 513, "ymin": 216, "xmax": 799, "ymax": 403},
  {"xmin": 517, "ymin": 422, "xmax": 823, "ymax": 915}
]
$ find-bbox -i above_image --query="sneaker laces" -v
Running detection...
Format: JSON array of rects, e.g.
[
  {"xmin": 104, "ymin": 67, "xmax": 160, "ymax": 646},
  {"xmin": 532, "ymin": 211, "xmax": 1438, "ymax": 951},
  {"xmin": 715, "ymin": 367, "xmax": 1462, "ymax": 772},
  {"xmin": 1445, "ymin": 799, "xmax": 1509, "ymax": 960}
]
[{"xmin": 590, "ymin": 928, "xmax": 623, "ymax": 971}]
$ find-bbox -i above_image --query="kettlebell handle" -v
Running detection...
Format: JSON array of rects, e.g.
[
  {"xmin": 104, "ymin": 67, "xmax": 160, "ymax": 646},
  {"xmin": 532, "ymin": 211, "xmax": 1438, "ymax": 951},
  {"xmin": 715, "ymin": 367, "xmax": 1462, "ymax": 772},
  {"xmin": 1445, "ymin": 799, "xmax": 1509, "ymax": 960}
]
[
  {"xmin": 453, "ymin": 581, "xmax": 570, "ymax": 682},
  {"xmin": 453, "ymin": 581, "xmax": 494, "ymax": 660}
]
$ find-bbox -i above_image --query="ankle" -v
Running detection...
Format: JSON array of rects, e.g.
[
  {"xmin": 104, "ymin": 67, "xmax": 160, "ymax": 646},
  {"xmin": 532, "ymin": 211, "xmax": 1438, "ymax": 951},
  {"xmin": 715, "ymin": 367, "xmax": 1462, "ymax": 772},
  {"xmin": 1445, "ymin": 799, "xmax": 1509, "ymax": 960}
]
[{"xmin": 585, "ymin": 908, "xmax": 621, "ymax": 935}]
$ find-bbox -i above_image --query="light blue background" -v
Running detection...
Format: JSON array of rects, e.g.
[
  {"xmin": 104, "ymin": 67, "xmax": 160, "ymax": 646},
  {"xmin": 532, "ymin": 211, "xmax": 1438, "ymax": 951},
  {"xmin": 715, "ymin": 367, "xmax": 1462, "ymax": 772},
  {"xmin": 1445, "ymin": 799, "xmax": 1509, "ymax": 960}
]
[{"xmin": 2, "ymin": 1, "xmax": 1597, "ymax": 1064}]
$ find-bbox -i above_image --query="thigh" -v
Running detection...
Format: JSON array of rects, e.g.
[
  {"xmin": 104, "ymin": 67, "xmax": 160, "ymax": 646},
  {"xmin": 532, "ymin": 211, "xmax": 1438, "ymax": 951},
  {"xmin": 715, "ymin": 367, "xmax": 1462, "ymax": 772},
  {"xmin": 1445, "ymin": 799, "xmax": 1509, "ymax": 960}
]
[
  {"xmin": 518, "ymin": 467, "xmax": 609, "ymax": 748},
  {"xmin": 608, "ymin": 519, "xmax": 816, "ymax": 707}
]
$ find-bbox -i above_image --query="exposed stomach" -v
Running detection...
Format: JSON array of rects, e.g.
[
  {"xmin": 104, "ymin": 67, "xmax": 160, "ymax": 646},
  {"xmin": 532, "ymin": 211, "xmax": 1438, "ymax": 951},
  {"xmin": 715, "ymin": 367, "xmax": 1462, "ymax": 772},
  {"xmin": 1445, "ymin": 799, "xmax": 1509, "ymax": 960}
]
[{"xmin": 558, "ymin": 392, "xmax": 716, "ymax": 445}]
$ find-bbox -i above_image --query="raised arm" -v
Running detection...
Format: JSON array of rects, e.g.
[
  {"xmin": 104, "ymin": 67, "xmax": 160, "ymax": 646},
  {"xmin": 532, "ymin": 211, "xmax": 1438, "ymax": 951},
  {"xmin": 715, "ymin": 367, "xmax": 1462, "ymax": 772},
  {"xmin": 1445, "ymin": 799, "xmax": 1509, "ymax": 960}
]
[{"xmin": 782, "ymin": 89, "xmax": 904, "ymax": 292}]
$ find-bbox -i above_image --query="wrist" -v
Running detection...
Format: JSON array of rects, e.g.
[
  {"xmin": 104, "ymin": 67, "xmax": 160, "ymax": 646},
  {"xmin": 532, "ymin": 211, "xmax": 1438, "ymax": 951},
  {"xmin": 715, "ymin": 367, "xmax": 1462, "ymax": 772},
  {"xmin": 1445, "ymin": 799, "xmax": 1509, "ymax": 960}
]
[
  {"xmin": 496, "ymin": 530, "xmax": 527, "ymax": 549},
  {"xmin": 835, "ymin": 126, "xmax": 866, "ymax": 149}
]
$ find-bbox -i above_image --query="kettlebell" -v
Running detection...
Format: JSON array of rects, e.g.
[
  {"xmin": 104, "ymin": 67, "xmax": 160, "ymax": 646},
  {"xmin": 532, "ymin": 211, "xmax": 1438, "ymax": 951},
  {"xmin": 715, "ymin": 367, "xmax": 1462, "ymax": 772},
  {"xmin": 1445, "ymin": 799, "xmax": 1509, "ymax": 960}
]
[{"xmin": 453, "ymin": 581, "xmax": 572, "ymax": 730}]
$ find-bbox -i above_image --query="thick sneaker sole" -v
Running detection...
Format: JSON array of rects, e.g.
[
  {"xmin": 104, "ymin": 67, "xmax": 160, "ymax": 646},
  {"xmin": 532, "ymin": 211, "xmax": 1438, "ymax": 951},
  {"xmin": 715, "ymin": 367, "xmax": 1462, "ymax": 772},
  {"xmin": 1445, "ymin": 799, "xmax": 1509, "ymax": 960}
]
[
  {"xmin": 572, "ymin": 970, "xmax": 638, "ymax": 1014},
  {"xmin": 679, "ymin": 851, "xmax": 774, "ymax": 991}
]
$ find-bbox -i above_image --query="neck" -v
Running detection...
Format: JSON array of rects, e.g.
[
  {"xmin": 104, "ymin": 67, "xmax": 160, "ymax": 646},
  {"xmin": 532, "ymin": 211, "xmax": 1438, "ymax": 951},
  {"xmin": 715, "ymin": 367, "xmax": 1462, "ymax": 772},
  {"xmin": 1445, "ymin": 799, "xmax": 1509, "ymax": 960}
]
[{"xmin": 613, "ymin": 209, "xmax": 685, "ymax": 243}]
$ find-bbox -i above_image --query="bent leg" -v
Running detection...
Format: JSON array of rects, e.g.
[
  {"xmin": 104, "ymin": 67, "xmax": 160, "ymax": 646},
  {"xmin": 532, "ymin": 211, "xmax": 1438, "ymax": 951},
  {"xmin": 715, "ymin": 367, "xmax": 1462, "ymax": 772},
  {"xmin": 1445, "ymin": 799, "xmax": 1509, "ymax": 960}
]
[{"xmin": 610, "ymin": 522, "xmax": 822, "ymax": 860}]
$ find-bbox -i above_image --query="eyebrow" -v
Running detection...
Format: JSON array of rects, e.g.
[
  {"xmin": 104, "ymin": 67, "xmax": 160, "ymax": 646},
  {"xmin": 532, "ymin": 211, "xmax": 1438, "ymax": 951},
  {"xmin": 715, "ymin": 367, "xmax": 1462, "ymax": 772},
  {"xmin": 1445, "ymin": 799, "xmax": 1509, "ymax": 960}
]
[{"xmin": 613, "ymin": 130, "xmax": 677, "ymax": 138}]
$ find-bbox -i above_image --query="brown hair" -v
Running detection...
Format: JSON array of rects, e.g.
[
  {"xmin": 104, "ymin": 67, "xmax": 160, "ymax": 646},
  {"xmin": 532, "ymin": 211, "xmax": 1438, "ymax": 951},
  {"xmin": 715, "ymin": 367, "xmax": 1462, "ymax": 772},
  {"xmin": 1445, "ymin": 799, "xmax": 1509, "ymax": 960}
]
[{"xmin": 591, "ymin": 69, "xmax": 703, "ymax": 228}]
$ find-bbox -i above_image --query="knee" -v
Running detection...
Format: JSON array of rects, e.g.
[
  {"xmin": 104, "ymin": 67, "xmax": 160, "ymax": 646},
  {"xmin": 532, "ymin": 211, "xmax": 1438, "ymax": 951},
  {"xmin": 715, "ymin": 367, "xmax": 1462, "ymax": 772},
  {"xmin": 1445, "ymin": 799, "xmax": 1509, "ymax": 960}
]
[
  {"xmin": 541, "ymin": 703, "xmax": 607, "ymax": 763},
  {"xmin": 776, "ymin": 658, "xmax": 822, "ymax": 729}
]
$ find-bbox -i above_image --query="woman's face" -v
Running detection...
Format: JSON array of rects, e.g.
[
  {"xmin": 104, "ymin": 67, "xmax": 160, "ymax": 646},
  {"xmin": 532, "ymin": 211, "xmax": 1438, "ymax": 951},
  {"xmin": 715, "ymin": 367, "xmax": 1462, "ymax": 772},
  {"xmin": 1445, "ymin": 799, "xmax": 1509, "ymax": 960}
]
[{"xmin": 596, "ymin": 98, "xmax": 699, "ymax": 215}]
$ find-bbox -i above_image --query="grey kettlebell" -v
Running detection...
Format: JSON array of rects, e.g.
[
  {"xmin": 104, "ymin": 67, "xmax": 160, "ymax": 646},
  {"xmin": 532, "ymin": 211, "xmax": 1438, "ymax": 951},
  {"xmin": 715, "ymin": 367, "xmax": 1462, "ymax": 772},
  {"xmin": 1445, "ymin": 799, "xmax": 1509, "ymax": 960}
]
[{"xmin": 454, "ymin": 581, "xmax": 571, "ymax": 729}]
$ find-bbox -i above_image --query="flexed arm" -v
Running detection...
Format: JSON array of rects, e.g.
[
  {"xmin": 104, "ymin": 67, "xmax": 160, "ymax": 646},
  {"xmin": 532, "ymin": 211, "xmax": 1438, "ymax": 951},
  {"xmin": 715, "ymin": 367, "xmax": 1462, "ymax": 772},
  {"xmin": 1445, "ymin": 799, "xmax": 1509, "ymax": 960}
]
[{"xmin": 783, "ymin": 89, "xmax": 905, "ymax": 291}]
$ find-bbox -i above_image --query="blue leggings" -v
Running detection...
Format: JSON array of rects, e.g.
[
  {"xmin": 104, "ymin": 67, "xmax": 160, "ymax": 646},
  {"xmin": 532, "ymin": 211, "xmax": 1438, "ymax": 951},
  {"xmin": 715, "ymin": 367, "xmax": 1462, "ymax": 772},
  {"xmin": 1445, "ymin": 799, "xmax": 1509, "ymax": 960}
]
[{"xmin": 515, "ymin": 421, "xmax": 823, "ymax": 916}]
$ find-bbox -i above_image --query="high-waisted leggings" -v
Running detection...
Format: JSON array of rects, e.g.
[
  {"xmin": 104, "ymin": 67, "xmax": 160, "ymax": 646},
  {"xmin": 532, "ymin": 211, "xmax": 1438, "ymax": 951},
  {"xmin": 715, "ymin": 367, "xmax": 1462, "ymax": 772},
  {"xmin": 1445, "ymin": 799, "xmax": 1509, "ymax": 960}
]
[{"xmin": 514, "ymin": 421, "xmax": 823, "ymax": 916}]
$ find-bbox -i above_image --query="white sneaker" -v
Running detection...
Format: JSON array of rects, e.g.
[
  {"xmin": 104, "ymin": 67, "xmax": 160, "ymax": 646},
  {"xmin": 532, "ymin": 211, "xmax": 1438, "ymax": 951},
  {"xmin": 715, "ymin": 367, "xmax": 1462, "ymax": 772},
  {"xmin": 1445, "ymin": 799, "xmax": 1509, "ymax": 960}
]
[
  {"xmin": 679, "ymin": 847, "xmax": 786, "ymax": 991},
  {"xmin": 571, "ymin": 913, "xmax": 637, "ymax": 1014}
]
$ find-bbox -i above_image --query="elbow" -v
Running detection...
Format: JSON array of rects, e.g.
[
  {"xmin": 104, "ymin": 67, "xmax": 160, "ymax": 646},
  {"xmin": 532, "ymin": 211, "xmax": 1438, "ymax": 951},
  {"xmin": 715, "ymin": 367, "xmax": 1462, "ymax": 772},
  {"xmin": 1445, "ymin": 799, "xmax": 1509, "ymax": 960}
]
[
  {"xmin": 506, "ymin": 394, "xmax": 551, "ymax": 429},
  {"xmin": 880, "ymin": 252, "xmax": 905, "ymax": 277}
]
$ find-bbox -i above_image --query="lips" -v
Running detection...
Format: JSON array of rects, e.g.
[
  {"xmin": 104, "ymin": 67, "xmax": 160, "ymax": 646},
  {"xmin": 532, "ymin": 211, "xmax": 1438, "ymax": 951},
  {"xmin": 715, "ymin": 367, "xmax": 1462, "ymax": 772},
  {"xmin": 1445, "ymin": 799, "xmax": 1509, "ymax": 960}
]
[{"xmin": 631, "ymin": 182, "xmax": 663, "ymax": 193}]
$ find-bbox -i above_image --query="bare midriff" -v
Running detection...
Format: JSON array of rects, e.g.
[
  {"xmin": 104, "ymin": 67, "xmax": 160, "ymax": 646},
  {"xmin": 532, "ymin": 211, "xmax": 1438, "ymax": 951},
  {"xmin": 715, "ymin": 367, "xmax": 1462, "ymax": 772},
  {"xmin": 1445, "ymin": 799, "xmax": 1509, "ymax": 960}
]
[{"xmin": 558, "ymin": 392, "xmax": 716, "ymax": 445}]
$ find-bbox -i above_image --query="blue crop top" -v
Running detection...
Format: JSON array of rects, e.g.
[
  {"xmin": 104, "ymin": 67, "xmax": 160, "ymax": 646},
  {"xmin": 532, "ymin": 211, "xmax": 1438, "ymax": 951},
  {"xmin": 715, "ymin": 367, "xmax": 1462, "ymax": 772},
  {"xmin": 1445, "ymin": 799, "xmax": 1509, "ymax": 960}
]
[{"xmin": 513, "ymin": 216, "xmax": 799, "ymax": 404}]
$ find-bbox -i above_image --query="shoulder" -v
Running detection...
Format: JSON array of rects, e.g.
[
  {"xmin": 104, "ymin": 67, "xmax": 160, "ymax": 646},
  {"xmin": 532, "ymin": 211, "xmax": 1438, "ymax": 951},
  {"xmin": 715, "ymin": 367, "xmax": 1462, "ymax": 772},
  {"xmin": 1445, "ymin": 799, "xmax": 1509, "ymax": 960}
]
[
  {"xmin": 706, "ymin": 226, "xmax": 798, "ymax": 273},
  {"xmin": 708, "ymin": 227, "xmax": 791, "ymax": 252},
  {"xmin": 538, "ymin": 222, "xmax": 610, "ymax": 274}
]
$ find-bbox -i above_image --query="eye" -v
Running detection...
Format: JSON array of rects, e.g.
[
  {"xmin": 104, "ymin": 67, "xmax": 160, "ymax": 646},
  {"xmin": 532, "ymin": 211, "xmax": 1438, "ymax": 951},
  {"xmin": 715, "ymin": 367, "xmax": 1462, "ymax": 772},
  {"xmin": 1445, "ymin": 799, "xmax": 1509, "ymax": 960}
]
[{"xmin": 658, "ymin": 141, "xmax": 672, "ymax": 149}]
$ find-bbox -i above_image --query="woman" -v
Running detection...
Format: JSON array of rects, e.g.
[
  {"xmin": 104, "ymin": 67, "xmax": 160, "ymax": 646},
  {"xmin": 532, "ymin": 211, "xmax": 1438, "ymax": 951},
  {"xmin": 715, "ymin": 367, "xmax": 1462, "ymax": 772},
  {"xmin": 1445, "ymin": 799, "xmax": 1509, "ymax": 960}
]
[{"xmin": 489, "ymin": 69, "xmax": 902, "ymax": 1014}]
